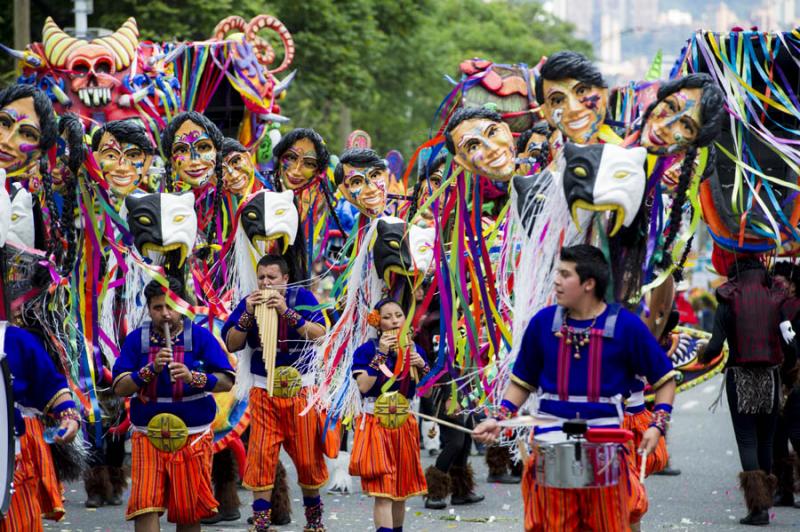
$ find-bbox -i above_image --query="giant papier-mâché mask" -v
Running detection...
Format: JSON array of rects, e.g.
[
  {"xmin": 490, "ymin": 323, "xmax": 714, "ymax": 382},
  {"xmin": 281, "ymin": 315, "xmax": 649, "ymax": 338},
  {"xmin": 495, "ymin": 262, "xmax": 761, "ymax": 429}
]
[
  {"xmin": 125, "ymin": 192, "xmax": 197, "ymax": 266},
  {"xmin": 562, "ymin": 143, "xmax": 647, "ymax": 237},
  {"xmin": 240, "ymin": 190, "xmax": 298, "ymax": 255},
  {"xmin": 370, "ymin": 216, "xmax": 413, "ymax": 286},
  {"xmin": 449, "ymin": 117, "xmax": 515, "ymax": 181}
]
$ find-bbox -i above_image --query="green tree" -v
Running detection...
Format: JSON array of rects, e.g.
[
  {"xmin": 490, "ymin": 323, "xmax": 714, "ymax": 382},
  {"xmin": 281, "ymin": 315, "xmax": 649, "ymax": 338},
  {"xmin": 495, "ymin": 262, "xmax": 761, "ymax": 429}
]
[{"xmin": 0, "ymin": 0, "xmax": 591, "ymax": 157}]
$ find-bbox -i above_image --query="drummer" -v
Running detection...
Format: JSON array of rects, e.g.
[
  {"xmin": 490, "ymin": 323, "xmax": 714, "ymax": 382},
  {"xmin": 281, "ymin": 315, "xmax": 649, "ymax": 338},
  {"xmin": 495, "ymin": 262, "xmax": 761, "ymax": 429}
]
[
  {"xmin": 350, "ymin": 298, "xmax": 430, "ymax": 532},
  {"xmin": 112, "ymin": 277, "xmax": 234, "ymax": 531},
  {"xmin": 222, "ymin": 254, "xmax": 327, "ymax": 532},
  {"xmin": 473, "ymin": 245, "xmax": 676, "ymax": 532}
]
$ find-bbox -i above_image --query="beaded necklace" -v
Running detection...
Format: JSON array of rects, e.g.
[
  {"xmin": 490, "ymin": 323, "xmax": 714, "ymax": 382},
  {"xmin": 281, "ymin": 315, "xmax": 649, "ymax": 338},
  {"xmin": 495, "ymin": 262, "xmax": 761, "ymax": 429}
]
[{"xmin": 555, "ymin": 308, "xmax": 601, "ymax": 360}]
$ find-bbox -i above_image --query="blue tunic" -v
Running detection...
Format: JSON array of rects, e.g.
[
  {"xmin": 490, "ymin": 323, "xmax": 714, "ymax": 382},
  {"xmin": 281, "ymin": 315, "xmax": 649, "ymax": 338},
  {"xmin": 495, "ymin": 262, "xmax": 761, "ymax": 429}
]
[
  {"xmin": 222, "ymin": 287, "xmax": 325, "ymax": 376},
  {"xmin": 6, "ymin": 326, "xmax": 71, "ymax": 436},
  {"xmin": 511, "ymin": 304, "xmax": 674, "ymax": 438},
  {"xmin": 112, "ymin": 322, "xmax": 234, "ymax": 430}
]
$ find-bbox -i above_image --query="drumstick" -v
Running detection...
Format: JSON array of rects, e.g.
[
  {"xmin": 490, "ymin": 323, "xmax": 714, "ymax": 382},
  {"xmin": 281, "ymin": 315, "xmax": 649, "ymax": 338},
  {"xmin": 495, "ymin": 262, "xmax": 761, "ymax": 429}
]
[
  {"xmin": 639, "ymin": 450, "xmax": 648, "ymax": 484},
  {"xmin": 164, "ymin": 322, "xmax": 175, "ymax": 383},
  {"xmin": 413, "ymin": 411, "xmax": 474, "ymax": 435}
]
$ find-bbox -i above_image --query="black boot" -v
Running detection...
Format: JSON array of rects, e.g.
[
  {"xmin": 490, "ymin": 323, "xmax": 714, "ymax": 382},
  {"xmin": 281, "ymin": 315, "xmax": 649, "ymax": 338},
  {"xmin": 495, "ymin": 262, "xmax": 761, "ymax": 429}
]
[
  {"xmin": 773, "ymin": 456, "xmax": 795, "ymax": 507},
  {"xmin": 739, "ymin": 510, "xmax": 770, "ymax": 526},
  {"xmin": 450, "ymin": 464, "xmax": 485, "ymax": 505},
  {"xmin": 739, "ymin": 470, "xmax": 773, "ymax": 526},
  {"xmin": 83, "ymin": 466, "xmax": 109, "ymax": 508},
  {"xmin": 424, "ymin": 466, "xmax": 450, "ymax": 509}
]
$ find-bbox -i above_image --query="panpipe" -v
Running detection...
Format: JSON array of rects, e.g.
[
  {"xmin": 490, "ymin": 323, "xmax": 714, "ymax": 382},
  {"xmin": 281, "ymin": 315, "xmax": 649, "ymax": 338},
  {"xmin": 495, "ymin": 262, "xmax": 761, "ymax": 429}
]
[
  {"xmin": 255, "ymin": 288, "xmax": 279, "ymax": 396},
  {"xmin": 394, "ymin": 328, "xmax": 418, "ymax": 382}
]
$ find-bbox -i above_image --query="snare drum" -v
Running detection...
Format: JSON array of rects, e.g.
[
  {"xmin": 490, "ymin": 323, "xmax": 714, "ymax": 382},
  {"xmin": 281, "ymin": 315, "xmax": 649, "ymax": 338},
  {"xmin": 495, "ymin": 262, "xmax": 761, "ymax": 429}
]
[{"xmin": 534, "ymin": 440, "xmax": 622, "ymax": 489}]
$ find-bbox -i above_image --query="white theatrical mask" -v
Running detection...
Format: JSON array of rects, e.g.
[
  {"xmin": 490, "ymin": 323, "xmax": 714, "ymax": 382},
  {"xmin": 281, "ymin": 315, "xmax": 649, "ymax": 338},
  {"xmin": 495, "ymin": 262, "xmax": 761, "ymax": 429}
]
[
  {"xmin": 409, "ymin": 225, "xmax": 435, "ymax": 273},
  {"xmin": 241, "ymin": 190, "xmax": 299, "ymax": 256},
  {"xmin": 592, "ymin": 144, "xmax": 647, "ymax": 233},
  {"xmin": 7, "ymin": 183, "xmax": 35, "ymax": 249},
  {"xmin": 0, "ymin": 170, "xmax": 10, "ymax": 247}
]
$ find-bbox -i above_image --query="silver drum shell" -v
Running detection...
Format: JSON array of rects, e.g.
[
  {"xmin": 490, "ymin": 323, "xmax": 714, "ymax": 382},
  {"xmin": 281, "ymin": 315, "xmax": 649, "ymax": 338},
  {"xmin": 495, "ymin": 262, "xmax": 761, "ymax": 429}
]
[{"xmin": 534, "ymin": 440, "xmax": 622, "ymax": 489}]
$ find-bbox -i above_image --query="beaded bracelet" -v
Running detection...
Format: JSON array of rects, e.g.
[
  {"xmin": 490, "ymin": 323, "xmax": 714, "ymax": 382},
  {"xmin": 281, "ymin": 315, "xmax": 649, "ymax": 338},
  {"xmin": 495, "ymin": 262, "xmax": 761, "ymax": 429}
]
[
  {"xmin": 55, "ymin": 407, "xmax": 81, "ymax": 424},
  {"xmin": 282, "ymin": 308, "xmax": 305, "ymax": 329},
  {"xmin": 190, "ymin": 371, "xmax": 208, "ymax": 389},
  {"xmin": 369, "ymin": 351, "xmax": 389, "ymax": 371},
  {"xmin": 236, "ymin": 311, "xmax": 255, "ymax": 332},
  {"xmin": 138, "ymin": 363, "xmax": 157, "ymax": 384},
  {"xmin": 649, "ymin": 409, "xmax": 671, "ymax": 436},
  {"xmin": 495, "ymin": 399, "xmax": 519, "ymax": 421}
]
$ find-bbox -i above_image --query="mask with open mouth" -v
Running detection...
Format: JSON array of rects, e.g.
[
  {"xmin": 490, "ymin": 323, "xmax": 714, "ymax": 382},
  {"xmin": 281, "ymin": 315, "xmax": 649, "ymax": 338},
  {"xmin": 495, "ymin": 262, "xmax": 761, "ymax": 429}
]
[
  {"xmin": 7, "ymin": 183, "xmax": 38, "ymax": 250},
  {"xmin": 512, "ymin": 169, "xmax": 552, "ymax": 236},
  {"xmin": 240, "ymin": 190, "xmax": 298, "ymax": 255},
  {"xmin": 370, "ymin": 217, "xmax": 413, "ymax": 286},
  {"xmin": 125, "ymin": 192, "xmax": 197, "ymax": 266},
  {"xmin": 562, "ymin": 143, "xmax": 646, "ymax": 237},
  {"xmin": 409, "ymin": 225, "xmax": 435, "ymax": 273}
]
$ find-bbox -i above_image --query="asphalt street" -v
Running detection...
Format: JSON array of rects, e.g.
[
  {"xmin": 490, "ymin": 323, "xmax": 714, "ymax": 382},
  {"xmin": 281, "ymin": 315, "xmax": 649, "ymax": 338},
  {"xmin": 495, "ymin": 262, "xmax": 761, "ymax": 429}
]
[{"xmin": 40, "ymin": 375, "xmax": 800, "ymax": 531}]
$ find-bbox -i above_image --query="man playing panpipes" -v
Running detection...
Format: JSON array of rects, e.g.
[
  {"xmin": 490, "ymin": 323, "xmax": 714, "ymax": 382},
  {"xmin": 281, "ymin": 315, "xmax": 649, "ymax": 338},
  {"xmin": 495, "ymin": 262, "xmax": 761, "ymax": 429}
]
[
  {"xmin": 112, "ymin": 278, "xmax": 235, "ymax": 532},
  {"xmin": 223, "ymin": 254, "xmax": 327, "ymax": 532}
]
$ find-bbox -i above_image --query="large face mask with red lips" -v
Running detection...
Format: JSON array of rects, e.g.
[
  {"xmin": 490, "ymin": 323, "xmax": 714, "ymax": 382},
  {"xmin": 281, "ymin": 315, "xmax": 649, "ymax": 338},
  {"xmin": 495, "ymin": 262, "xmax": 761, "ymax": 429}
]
[
  {"xmin": 339, "ymin": 163, "xmax": 389, "ymax": 218},
  {"xmin": 640, "ymin": 87, "xmax": 703, "ymax": 155},
  {"xmin": 450, "ymin": 117, "xmax": 515, "ymax": 181},
  {"xmin": 541, "ymin": 78, "xmax": 608, "ymax": 144},
  {"xmin": 277, "ymin": 137, "xmax": 318, "ymax": 190},
  {"xmin": 171, "ymin": 121, "xmax": 217, "ymax": 189},
  {"xmin": 0, "ymin": 97, "xmax": 41, "ymax": 173}
]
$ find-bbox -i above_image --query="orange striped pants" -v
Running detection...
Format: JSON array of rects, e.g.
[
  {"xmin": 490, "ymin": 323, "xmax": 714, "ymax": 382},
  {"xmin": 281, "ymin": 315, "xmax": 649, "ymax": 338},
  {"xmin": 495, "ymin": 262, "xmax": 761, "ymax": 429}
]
[
  {"xmin": 522, "ymin": 441, "xmax": 638, "ymax": 531},
  {"xmin": 243, "ymin": 387, "xmax": 328, "ymax": 491},
  {"xmin": 349, "ymin": 414, "xmax": 427, "ymax": 501},
  {"xmin": 0, "ymin": 417, "xmax": 65, "ymax": 532},
  {"xmin": 126, "ymin": 431, "xmax": 218, "ymax": 524}
]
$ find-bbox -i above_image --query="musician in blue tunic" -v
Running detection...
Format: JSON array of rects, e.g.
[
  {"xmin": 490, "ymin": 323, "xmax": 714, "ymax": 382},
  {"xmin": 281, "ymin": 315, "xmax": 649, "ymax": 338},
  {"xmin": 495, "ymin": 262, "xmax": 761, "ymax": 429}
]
[
  {"xmin": 2, "ymin": 323, "xmax": 80, "ymax": 532},
  {"xmin": 112, "ymin": 278, "xmax": 234, "ymax": 530},
  {"xmin": 474, "ymin": 245, "xmax": 677, "ymax": 532}
]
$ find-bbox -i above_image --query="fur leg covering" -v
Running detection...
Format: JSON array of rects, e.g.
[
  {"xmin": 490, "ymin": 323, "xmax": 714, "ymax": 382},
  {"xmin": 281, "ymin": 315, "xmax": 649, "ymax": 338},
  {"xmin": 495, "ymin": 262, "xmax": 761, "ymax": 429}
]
[
  {"xmin": 84, "ymin": 466, "xmax": 112, "ymax": 501},
  {"xmin": 212, "ymin": 449, "xmax": 240, "ymax": 512},
  {"xmin": 327, "ymin": 451, "xmax": 353, "ymax": 493},
  {"xmin": 739, "ymin": 470, "xmax": 774, "ymax": 512},
  {"xmin": 424, "ymin": 466, "xmax": 451, "ymax": 500},
  {"xmin": 449, "ymin": 464, "xmax": 476, "ymax": 498},
  {"xmin": 270, "ymin": 461, "xmax": 292, "ymax": 523},
  {"xmin": 485, "ymin": 446, "xmax": 509, "ymax": 477},
  {"xmin": 107, "ymin": 466, "xmax": 128, "ymax": 497}
]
